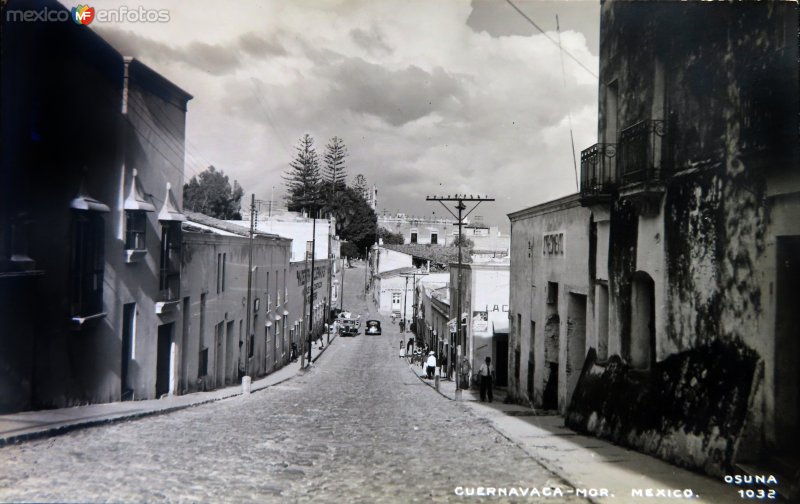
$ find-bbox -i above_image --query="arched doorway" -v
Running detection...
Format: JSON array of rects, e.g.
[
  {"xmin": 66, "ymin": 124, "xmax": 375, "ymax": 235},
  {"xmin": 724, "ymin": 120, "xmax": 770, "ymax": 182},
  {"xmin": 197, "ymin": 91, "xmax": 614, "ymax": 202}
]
[{"xmin": 630, "ymin": 271, "xmax": 656, "ymax": 370}]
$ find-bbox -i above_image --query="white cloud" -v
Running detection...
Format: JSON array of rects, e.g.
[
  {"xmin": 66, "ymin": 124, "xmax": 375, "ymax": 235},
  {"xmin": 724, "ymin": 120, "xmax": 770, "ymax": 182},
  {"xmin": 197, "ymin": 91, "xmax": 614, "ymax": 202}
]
[{"xmin": 91, "ymin": 0, "xmax": 599, "ymax": 229}]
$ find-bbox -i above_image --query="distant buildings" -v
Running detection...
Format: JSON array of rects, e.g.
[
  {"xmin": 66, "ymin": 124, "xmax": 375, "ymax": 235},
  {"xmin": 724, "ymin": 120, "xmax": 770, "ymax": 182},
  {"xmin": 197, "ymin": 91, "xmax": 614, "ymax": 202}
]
[
  {"xmin": 508, "ymin": 0, "xmax": 799, "ymax": 482},
  {"xmin": 378, "ymin": 213, "xmax": 455, "ymax": 246}
]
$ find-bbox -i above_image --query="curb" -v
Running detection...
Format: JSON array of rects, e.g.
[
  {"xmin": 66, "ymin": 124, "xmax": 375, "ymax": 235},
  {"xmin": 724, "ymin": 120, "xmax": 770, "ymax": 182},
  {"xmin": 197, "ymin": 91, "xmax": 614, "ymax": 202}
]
[
  {"xmin": 311, "ymin": 333, "xmax": 337, "ymax": 364},
  {"xmin": 402, "ymin": 363, "xmax": 601, "ymax": 504},
  {"xmin": 0, "ymin": 354, "xmax": 324, "ymax": 447},
  {"xmin": 408, "ymin": 362, "xmax": 456, "ymax": 401}
]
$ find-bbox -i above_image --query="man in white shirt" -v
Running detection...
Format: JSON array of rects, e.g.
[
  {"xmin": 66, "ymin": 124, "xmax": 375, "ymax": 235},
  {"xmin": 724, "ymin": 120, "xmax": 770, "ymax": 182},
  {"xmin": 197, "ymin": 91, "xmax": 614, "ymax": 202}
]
[
  {"xmin": 426, "ymin": 351, "xmax": 437, "ymax": 380},
  {"xmin": 478, "ymin": 356, "xmax": 495, "ymax": 402}
]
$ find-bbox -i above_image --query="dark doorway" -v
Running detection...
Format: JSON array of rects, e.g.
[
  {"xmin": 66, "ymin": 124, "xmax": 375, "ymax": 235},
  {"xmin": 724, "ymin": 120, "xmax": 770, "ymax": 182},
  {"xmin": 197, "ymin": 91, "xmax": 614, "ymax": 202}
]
[
  {"xmin": 543, "ymin": 363, "xmax": 559, "ymax": 410},
  {"xmin": 121, "ymin": 303, "xmax": 135, "ymax": 401},
  {"xmin": 567, "ymin": 293, "xmax": 587, "ymax": 405},
  {"xmin": 495, "ymin": 336, "xmax": 508, "ymax": 387},
  {"xmin": 214, "ymin": 322, "xmax": 224, "ymax": 388},
  {"xmin": 225, "ymin": 321, "xmax": 235, "ymax": 385},
  {"xmin": 775, "ymin": 236, "xmax": 800, "ymax": 458},
  {"xmin": 630, "ymin": 272, "xmax": 656, "ymax": 370},
  {"xmin": 527, "ymin": 351, "xmax": 535, "ymax": 403},
  {"xmin": 543, "ymin": 313, "xmax": 560, "ymax": 410},
  {"xmin": 156, "ymin": 323, "xmax": 173, "ymax": 398}
]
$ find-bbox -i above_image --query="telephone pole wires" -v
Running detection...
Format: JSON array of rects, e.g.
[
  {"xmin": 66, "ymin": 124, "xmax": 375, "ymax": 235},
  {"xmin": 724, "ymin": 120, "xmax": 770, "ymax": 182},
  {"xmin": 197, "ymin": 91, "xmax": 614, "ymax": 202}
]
[{"xmin": 426, "ymin": 194, "xmax": 494, "ymax": 396}]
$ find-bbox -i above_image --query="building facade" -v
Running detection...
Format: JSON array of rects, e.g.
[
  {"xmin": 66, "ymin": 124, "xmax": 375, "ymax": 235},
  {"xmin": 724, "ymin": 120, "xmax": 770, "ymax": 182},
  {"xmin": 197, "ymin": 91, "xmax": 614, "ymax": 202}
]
[
  {"xmin": 508, "ymin": 195, "xmax": 597, "ymax": 411},
  {"xmin": 377, "ymin": 214, "xmax": 456, "ymax": 246},
  {"xmin": 180, "ymin": 212, "xmax": 292, "ymax": 395},
  {"xmin": 450, "ymin": 260, "xmax": 510, "ymax": 387},
  {"xmin": 1, "ymin": 2, "xmax": 193, "ymax": 411},
  {"xmin": 509, "ymin": 0, "xmax": 798, "ymax": 481}
]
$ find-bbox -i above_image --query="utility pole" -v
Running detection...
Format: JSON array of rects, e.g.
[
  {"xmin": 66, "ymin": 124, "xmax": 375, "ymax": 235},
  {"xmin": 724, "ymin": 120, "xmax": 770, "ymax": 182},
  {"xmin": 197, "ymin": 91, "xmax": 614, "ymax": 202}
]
[
  {"xmin": 244, "ymin": 194, "xmax": 256, "ymax": 377},
  {"xmin": 426, "ymin": 194, "xmax": 494, "ymax": 396},
  {"xmin": 340, "ymin": 257, "xmax": 345, "ymax": 311},
  {"xmin": 401, "ymin": 270, "xmax": 428, "ymax": 341},
  {"xmin": 307, "ymin": 209, "xmax": 317, "ymax": 365},
  {"xmin": 402, "ymin": 276, "xmax": 409, "ymax": 333},
  {"xmin": 326, "ymin": 214, "xmax": 333, "ymax": 345},
  {"xmin": 301, "ymin": 247, "xmax": 308, "ymax": 369},
  {"xmin": 364, "ymin": 246, "xmax": 368, "ymax": 295}
]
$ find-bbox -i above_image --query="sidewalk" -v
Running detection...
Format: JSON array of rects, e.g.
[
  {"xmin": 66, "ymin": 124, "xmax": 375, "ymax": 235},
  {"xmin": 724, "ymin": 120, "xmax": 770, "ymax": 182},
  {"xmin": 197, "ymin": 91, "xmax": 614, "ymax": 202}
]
[
  {"xmin": 0, "ymin": 335, "xmax": 335, "ymax": 447},
  {"xmin": 408, "ymin": 362, "xmax": 746, "ymax": 504}
]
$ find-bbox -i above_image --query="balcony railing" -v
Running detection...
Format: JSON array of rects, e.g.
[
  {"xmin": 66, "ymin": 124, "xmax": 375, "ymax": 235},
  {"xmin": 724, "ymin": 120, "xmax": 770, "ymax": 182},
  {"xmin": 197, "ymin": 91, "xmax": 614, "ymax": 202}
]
[
  {"xmin": 580, "ymin": 143, "xmax": 618, "ymax": 199},
  {"xmin": 618, "ymin": 119, "xmax": 667, "ymax": 185}
]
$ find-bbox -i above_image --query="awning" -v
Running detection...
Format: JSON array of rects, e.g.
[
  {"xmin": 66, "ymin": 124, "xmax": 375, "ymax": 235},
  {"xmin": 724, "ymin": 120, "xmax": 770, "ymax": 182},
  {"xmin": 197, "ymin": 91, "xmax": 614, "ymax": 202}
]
[
  {"xmin": 158, "ymin": 182, "xmax": 186, "ymax": 222},
  {"xmin": 123, "ymin": 168, "xmax": 156, "ymax": 212},
  {"xmin": 70, "ymin": 181, "xmax": 110, "ymax": 213}
]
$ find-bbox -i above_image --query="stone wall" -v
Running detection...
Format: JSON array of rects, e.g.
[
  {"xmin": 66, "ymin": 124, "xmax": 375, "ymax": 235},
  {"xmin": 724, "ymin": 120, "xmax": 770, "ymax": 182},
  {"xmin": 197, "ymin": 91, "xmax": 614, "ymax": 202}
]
[{"xmin": 566, "ymin": 343, "xmax": 759, "ymax": 475}]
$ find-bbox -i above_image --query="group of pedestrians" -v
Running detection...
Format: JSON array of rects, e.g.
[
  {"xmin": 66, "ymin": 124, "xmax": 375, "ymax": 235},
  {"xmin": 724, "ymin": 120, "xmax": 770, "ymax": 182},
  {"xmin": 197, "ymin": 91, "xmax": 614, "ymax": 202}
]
[{"xmin": 395, "ymin": 321, "xmax": 495, "ymax": 401}]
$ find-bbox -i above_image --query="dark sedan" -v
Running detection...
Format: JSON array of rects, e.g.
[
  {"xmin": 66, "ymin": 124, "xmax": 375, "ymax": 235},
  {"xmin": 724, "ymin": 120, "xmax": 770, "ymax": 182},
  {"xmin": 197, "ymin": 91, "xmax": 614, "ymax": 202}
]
[{"xmin": 365, "ymin": 320, "xmax": 382, "ymax": 335}]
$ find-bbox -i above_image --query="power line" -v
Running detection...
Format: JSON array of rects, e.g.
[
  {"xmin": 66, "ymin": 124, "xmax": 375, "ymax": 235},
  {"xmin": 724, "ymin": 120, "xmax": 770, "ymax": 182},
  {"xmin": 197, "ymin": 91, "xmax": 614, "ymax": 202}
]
[
  {"xmin": 504, "ymin": 0, "xmax": 598, "ymax": 79},
  {"xmin": 556, "ymin": 14, "xmax": 580, "ymax": 192}
]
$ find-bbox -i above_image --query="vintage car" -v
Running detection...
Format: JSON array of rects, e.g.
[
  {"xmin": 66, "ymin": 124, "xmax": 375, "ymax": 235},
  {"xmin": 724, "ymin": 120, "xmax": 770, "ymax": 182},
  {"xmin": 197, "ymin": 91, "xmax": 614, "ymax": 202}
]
[
  {"xmin": 365, "ymin": 320, "xmax": 382, "ymax": 335},
  {"xmin": 338, "ymin": 317, "xmax": 359, "ymax": 337}
]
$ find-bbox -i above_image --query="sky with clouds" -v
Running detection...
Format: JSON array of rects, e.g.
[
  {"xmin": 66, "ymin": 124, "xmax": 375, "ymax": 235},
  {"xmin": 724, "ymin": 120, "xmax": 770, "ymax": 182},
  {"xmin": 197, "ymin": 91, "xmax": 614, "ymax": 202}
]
[{"xmin": 91, "ymin": 0, "xmax": 600, "ymax": 229}]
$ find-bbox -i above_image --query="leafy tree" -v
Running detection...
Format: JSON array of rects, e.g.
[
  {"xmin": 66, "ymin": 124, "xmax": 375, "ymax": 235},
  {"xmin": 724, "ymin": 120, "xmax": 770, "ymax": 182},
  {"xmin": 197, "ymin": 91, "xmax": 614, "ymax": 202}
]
[
  {"xmin": 183, "ymin": 166, "xmax": 244, "ymax": 220},
  {"xmin": 283, "ymin": 134, "xmax": 321, "ymax": 212},
  {"xmin": 378, "ymin": 228, "xmax": 404, "ymax": 245},
  {"xmin": 452, "ymin": 235, "xmax": 474, "ymax": 249},
  {"xmin": 323, "ymin": 185, "xmax": 378, "ymax": 253},
  {"xmin": 322, "ymin": 137, "xmax": 348, "ymax": 200},
  {"xmin": 340, "ymin": 241, "xmax": 360, "ymax": 259}
]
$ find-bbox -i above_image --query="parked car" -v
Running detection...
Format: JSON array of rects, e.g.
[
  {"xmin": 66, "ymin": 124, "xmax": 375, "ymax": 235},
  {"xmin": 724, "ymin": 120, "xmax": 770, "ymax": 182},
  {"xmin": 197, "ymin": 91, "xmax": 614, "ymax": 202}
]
[
  {"xmin": 365, "ymin": 320, "xmax": 381, "ymax": 335},
  {"xmin": 338, "ymin": 318, "xmax": 359, "ymax": 337}
]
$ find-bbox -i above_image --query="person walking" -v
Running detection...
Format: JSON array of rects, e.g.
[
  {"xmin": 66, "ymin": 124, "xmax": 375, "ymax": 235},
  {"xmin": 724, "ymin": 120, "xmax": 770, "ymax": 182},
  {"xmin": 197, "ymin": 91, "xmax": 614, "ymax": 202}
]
[
  {"xmin": 426, "ymin": 351, "xmax": 437, "ymax": 380},
  {"xmin": 459, "ymin": 355, "xmax": 472, "ymax": 390},
  {"xmin": 399, "ymin": 339, "xmax": 405, "ymax": 359},
  {"xmin": 478, "ymin": 356, "xmax": 495, "ymax": 402}
]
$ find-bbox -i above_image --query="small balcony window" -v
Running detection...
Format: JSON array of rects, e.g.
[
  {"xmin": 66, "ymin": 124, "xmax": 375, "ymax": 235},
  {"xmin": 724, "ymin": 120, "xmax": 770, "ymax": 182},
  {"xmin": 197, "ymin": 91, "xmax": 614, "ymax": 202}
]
[
  {"xmin": 157, "ymin": 182, "xmax": 185, "ymax": 303},
  {"xmin": 125, "ymin": 211, "xmax": 147, "ymax": 250},
  {"xmin": 618, "ymin": 119, "xmax": 667, "ymax": 185},
  {"xmin": 123, "ymin": 169, "xmax": 155, "ymax": 262},
  {"xmin": 159, "ymin": 222, "xmax": 181, "ymax": 301}
]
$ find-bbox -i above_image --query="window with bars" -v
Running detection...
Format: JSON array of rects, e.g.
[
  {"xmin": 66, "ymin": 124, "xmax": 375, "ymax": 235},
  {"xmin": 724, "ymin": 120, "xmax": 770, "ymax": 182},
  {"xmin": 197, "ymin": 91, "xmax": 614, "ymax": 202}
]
[
  {"xmin": 70, "ymin": 211, "xmax": 105, "ymax": 317},
  {"xmin": 159, "ymin": 222, "xmax": 181, "ymax": 301},
  {"xmin": 125, "ymin": 211, "xmax": 147, "ymax": 250}
]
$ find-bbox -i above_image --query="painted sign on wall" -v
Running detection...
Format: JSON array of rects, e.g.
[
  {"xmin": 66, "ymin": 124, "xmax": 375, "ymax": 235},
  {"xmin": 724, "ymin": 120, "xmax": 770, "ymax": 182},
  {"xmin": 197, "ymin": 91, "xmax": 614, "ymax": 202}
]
[{"xmin": 542, "ymin": 232, "xmax": 565, "ymax": 256}]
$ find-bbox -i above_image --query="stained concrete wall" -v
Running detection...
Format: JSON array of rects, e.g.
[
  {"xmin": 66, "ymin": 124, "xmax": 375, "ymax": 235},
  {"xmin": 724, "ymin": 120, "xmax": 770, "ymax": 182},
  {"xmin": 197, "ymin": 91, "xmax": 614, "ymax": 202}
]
[
  {"xmin": 567, "ymin": 0, "xmax": 799, "ymax": 476},
  {"xmin": 181, "ymin": 231, "xmax": 291, "ymax": 394},
  {"xmin": 508, "ymin": 195, "xmax": 596, "ymax": 412}
]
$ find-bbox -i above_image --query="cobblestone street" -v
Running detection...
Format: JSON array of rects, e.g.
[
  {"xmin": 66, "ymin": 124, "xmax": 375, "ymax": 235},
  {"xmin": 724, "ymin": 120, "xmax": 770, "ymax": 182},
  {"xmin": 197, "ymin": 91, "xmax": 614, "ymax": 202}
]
[{"xmin": 0, "ymin": 265, "xmax": 584, "ymax": 503}]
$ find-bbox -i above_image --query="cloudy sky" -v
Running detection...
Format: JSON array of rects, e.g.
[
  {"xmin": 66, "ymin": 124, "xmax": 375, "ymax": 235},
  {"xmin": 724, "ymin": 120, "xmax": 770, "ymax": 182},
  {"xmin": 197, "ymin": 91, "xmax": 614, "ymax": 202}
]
[{"xmin": 91, "ymin": 0, "xmax": 600, "ymax": 229}]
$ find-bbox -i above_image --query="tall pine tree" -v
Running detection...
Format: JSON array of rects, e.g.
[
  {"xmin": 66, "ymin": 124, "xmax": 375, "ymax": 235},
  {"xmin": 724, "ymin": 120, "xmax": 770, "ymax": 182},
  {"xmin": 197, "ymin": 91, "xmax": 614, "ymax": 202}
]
[
  {"xmin": 283, "ymin": 134, "xmax": 321, "ymax": 212},
  {"xmin": 322, "ymin": 136, "xmax": 348, "ymax": 202}
]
